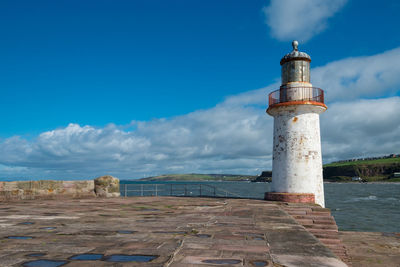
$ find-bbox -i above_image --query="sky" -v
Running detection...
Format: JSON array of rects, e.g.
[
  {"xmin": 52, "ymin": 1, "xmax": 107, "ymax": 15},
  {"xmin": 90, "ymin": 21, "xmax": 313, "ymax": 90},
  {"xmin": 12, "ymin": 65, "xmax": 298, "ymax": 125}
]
[{"xmin": 0, "ymin": 0, "xmax": 400, "ymax": 180}]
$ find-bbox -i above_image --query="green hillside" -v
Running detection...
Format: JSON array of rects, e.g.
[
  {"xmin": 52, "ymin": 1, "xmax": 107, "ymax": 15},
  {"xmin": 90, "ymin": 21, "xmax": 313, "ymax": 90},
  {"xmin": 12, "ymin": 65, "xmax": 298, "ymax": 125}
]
[
  {"xmin": 138, "ymin": 157, "xmax": 400, "ymax": 183},
  {"xmin": 139, "ymin": 173, "xmax": 257, "ymax": 182},
  {"xmin": 323, "ymin": 157, "xmax": 400, "ymax": 182},
  {"xmin": 324, "ymin": 157, "xmax": 400, "ymax": 167}
]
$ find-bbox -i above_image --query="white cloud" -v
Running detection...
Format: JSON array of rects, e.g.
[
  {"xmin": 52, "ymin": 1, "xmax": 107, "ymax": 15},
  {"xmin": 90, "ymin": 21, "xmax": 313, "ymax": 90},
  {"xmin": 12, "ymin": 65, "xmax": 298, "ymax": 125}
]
[
  {"xmin": 0, "ymin": 106, "xmax": 273, "ymax": 179},
  {"xmin": 1, "ymin": 47, "xmax": 400, "ymax": 180},
  {"xmin": 313, "ymin": 47, "xmax": 400, "ymax": 101},
  {"xmin": 263, "ymin": 0, "xmax": 347, "ymax": 42},
  {"xmin": 321, "ymin": 97, "xmax": 400, "ymax": 163}
]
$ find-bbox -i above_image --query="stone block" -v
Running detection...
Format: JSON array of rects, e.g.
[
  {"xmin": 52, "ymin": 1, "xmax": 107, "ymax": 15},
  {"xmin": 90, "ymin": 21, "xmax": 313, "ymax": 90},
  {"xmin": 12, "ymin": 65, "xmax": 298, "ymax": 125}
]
[
  {"xmin": 295, "ymin": 219, "xmax": 314, "ymax": 225},
  {"xmin": 306, "ymin": 211, "xmax": 331, "ymax": 216},
  {"xmin": 318, "ymin": 238, "xmax": 342, "ymax": 245},
  {"xmin": 285, "ymin": 210, "xmax": 307, "ymax": 215},
  {"xmin": 94, "ymin": 175, "xmax": 120, "ymax": 198},
  {"xmin": 304, "ymin": 224, "xmax": 338, "ymax": 231},
  {"xmin": 313, "ymin": 219, "xmax": 337, "ymax": 225}
]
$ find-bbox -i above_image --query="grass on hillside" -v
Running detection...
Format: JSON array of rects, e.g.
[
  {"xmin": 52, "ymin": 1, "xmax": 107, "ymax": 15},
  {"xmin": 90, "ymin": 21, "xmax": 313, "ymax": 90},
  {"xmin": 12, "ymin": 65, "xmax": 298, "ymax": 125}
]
[
  {"xmin": 140, "ymin": 173, "xmax": 256, "ymax": 181},
  {"xmin": 324, "ymin": 157, "xmax": 400, "ymax": 167}
]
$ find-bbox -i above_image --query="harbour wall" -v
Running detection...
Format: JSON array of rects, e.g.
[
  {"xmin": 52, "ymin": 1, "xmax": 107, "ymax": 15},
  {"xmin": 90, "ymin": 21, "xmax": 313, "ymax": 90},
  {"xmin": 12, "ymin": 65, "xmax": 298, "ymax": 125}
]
[{"xmin": 0, "ymin": 175, "xmax": 120, "ymax": 201}]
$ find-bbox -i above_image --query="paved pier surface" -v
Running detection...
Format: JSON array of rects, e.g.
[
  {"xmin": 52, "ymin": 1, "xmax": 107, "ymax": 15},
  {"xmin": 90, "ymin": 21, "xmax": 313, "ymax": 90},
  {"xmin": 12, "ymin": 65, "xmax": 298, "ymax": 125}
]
[
  {"xmin": 0, "ymin": 197, "xmax": 347, "ymax": 266},
  {"xmin": 339, "ymin": 231, "xmax": 400, "ymax": 267}
]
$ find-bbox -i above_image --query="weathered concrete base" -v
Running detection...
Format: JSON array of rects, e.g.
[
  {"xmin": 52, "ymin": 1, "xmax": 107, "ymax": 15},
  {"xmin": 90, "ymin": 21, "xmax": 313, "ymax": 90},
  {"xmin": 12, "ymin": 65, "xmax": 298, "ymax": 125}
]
[
  {"xmin": 268, "ymin": 103, "xmax": 326, "ymax": 208},
  {"xmin": 265, "ymin": 192, "xmax": 315, "ymax": 204},
  {"xmin": 0, "ymin": 197, "xmax": 346, "ymax": 267}
]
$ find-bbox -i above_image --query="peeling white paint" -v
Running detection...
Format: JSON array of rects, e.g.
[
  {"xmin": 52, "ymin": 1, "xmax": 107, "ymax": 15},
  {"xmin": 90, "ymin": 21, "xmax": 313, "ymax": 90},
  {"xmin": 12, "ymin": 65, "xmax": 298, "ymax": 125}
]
[{"xmin": 268, "ymin": 104, "xmax": 326, "ymax": 207}]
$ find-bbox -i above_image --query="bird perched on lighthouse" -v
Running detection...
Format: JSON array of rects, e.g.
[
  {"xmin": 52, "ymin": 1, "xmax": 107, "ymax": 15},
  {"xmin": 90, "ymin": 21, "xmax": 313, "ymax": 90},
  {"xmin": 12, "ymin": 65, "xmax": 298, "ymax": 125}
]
[{"xmin": 265, "ymin": 41, "xmax": 327, "ymax": 207}]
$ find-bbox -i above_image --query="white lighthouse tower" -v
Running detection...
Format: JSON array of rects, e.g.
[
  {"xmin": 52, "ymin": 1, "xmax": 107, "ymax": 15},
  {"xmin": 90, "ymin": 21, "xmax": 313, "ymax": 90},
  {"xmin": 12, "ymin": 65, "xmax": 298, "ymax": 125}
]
[{"xmin": 265, "ymin": 41, "xmax": 327, "ymax": 207}]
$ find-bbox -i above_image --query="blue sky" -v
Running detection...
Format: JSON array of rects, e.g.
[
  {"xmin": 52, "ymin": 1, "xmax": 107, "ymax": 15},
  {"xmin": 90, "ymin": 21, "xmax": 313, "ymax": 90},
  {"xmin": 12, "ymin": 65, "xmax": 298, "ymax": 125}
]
[{"xmin": 1, "ymin": 0, "xmax": 400, "ymax": 180}]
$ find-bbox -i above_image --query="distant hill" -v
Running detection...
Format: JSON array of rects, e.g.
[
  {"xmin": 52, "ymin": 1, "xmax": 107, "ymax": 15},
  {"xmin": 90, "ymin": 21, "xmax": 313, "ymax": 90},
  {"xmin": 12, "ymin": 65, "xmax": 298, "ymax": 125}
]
[
  {"xmin": 323, "ymin": 157, "xmax": 400, "ymax": 182},
  {"xmin": 138, "ymin": 173, "xmax": 257, "ymax": 182},
  {"xmin": 137, "ymin": 157, "xmax": 400, "ymax": 183},
  {"xmin": 324, "ymin": 156, "xmax": 400, "ymax": 167}
]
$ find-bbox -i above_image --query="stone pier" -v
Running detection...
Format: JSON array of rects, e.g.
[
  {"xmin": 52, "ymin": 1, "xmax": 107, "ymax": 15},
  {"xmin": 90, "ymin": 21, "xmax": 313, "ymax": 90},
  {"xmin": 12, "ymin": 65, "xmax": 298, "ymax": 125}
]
[{"xmin": 0, "ymin": 197, "xmax": 348, "ymax": 266}]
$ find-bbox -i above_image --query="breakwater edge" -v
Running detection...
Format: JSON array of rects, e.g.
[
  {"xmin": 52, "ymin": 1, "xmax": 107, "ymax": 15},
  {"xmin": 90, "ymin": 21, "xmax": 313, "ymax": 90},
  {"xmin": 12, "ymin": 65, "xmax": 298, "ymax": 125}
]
[{"xmin": 120, "ymin": 180, "xmax": 400, "ymax": 233}]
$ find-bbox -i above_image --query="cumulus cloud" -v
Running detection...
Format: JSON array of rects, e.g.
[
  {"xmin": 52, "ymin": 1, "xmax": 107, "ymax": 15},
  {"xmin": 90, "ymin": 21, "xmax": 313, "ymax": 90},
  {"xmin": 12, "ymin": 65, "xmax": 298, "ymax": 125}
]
[
  {"xmin": 321, "ymin": 97, "xmax": 400, "ymax": 163},
  {"xmin": 1, "ymin": 47, "xmax": 400, "ymax": 180},
  {"xmin": 219, "ymin": 47, "xmax": 400, "ymax": 105},
  {"xmin": 313, "ymin": 47, "xmax": 400, "ymax": 101},
  {"xmin": 263, "ymin": 0, "xmax": 347, "ymax": 42},
  {"xmin": 0, "ymin": 106, "xmax": 274, "ymax": 179}
]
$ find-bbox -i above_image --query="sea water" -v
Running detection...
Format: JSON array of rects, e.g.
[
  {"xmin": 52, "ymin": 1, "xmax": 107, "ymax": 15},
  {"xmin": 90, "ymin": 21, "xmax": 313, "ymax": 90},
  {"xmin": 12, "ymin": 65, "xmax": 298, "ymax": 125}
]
[
  {"xmin": 120, "ymin": 181, "xmax": 400, "ymax": 233},
  {"xmin": 325, "ymin": 183, "xmax": 400, "ymax": 233}
]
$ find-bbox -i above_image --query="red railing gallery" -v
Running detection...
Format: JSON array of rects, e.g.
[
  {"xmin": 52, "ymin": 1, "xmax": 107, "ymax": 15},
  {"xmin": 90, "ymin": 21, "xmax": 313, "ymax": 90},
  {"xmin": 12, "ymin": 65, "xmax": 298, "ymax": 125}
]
[{"xmin": 268, "ymin": 87, "xmax": 325, "ymax": 107}]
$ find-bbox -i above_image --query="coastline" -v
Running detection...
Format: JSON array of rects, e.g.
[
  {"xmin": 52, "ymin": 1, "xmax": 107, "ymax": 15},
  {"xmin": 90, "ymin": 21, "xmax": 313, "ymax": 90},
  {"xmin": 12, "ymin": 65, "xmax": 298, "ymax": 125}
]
[{"xmin": 128, "ymin": 179, "xmax": 400, "ymax": 184}]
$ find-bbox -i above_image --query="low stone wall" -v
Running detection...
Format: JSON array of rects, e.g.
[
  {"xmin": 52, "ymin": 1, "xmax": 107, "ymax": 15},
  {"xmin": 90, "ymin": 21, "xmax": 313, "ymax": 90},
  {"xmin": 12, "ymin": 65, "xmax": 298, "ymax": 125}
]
[
  {"xmin": 0, "ymin": 176, "xmax": 120, "ymax": 201},
  {"xmin": 0, "ymin": 180, "xmax": 95, "ymax": 201}
]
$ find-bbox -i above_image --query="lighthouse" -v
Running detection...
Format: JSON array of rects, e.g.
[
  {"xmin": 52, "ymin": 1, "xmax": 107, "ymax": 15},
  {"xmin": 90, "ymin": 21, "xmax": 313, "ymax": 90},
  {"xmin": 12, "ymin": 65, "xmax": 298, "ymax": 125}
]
[{"xmin": 265, "ymin": 41, "xmax": 327, "ymax": 207}]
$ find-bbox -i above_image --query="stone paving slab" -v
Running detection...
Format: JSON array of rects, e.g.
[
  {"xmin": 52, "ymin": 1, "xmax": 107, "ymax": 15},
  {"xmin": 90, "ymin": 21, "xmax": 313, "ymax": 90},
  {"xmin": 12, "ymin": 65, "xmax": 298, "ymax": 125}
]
[
  {"xmin": 339, "ymin": 231, "xmax": 400, "ymax": 267},
  {"xmin": 0, "ymin": 197, "xmax": 346, "ymax": 266}
]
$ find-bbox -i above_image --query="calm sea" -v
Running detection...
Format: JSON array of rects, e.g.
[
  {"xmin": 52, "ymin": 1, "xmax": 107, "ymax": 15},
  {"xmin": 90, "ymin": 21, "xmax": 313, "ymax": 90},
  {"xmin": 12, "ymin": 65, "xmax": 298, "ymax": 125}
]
[{"xmin": 120, "ymin": 181, "xmax": 400, "ymax": 233}]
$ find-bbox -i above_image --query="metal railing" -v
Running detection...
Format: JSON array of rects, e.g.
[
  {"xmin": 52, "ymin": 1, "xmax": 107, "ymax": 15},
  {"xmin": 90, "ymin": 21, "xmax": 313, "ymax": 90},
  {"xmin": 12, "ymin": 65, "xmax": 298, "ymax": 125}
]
[
  {"xmin": 121, "ymin": 183, "xmax": 244, "ymax": 198},
  {"xmin": 268, "ymin": 87, "xmax": 324, "ymax": 106}
]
